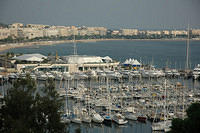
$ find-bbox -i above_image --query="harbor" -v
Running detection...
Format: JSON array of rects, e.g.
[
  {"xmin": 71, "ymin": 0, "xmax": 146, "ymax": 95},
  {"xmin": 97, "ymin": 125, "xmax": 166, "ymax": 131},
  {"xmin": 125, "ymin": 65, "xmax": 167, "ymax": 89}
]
[
  {"xmin": 0, "ymin": 56, "xmax": 200, "ymax": 132},
  {"xmin": 1, "ymin": 0, "xmax": 200, "ymax": 132},
  {"xmin": 0, "ymin": 40, "xmax": 200, "ymax": 133}
]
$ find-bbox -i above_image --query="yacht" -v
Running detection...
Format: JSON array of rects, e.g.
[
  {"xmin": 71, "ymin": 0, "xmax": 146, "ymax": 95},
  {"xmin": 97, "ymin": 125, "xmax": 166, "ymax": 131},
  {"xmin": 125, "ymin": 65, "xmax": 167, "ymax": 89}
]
[
  {"xmin": 171, "ymin": 69, "xmax": 180, "ymax": 77},
  {"xmin": 192, "ymin": 64, "xmax": 200, "ymax": 80},
  {"xmin": 137, "ymin": 114, "xmax": 147, "ymax": 123},
  {"xmin": 103, "ymin": 115, "xmax": 112, "ymax": 124},
  {"xmin": 81, "ymin": 109, "xmax": 92, "ymax": 123},
  {"xmin": 165, "ymin": 70, "xmax": 173, "ymax": 77},
  {"xmin": 152, "ymin": 120, "xmax": 172, "ymax": 131},
  {"xmin": 124, "ymin": 112, "xmax": 137, "ymax": 121},
  {"xmin": 92, "ymin": 112, "xmax": 104, "ymax": 123},
  {"xmin": 71, "ymin": 108, "xmax": 82, "ymax": 124},
  {"xmin": 112, "ymin": 113, "xmax": 128, "ymax": 125}
]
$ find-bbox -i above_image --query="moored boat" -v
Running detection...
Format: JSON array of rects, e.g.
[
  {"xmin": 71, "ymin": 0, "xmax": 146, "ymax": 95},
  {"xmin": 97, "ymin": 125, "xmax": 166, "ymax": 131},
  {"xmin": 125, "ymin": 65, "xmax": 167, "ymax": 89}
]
[{"xmin": 112, "ymin": 113, "xmax": 128, "ymax": 125}]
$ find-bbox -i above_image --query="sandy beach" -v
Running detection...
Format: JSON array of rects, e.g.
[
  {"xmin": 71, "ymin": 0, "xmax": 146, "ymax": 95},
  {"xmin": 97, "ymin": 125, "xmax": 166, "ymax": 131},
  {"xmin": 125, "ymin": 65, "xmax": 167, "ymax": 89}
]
[{"xmin": 0, "ymin": 38, "xmax": 199, "ymax": 52}]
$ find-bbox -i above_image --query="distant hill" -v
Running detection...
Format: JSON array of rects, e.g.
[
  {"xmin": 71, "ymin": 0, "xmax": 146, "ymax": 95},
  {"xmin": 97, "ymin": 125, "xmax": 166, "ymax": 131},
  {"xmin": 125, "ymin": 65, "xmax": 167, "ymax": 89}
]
[{"xmin": 0, "ymin": 22, "xmax": 8, "ymax": 28}]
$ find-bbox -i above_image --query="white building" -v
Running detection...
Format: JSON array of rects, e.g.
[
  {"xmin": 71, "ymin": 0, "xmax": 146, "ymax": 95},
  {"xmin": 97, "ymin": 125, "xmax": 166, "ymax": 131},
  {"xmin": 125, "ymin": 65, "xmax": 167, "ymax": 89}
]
[
  {"xmin": 9, "ymin": 23, "xmax": 24, "ymax": 28},
  {"xmin": 13, "ymin": 54, "xmax": 47, "ymax": 62},
  {"xmin": 0, "ymin": 28, "xmax": 10, "ymax": 40},
  {"xmin": 26, "ymin": 24, "xmax": 49, "ymax": 29},
  {"xmin": 23, "ymin": 28, "xmax": 44, "ymax": 39},
  {"xmin": 15, "ymin": 55, "xmax": 119, "ymax": 73},
  {"xmin": 121, "ymin": 29, "xmax": 138, "ymax": 36},
  {"xmin": 43, "ymin": 28, "xmax": 59, "ymax": 37},
  {"xmin": 146, "ymin": 31, "xmax": 162, "ymax": 35},
  {"xmin": 171, "ymin": 30, "xmax": 188, "ymax": 36},
  {"xmin": 162, "ymin": 30, "xmax": 170, "ymax": 35},
  {"xmin": 191, "ymin": 29, "xmax": 200, "ymax": 35}
]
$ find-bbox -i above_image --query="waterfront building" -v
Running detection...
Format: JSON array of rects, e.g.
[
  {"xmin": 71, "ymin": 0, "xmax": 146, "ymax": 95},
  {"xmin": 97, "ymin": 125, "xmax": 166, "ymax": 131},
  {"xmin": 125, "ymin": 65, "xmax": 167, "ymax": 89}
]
[
  {"xmin": 138, "ymin": 30, "xmax": 146, "ymax": 35},
  {"xmin": 26, "ymin": 24, "xmax": 49, "ymax": 29},
  {"xmin": 0, "ymin": 28, "xmax": 10, "ymax": 40},
  {"xmin": 111, "ymin": 30, "xmax": 120, "ymax": 35},
  {"xmin": 191, "ymin": 29, "xmax": 200, "ymax": 35},
  {"xmin": 14, "ymin": 54, "xmax": 119, "ymax": 73},
  {"xmin": 43, "ymin": 28, "xmax": 59, "ymax": 37},
  {"xmin": 13, "ymin": 54, "xmax": 47, "ymax": 62},
  {"xmin": 8, "ymin": 23, "xmax": 24, "ymax": 28},
  {"xmin": 146, "ymin": 30, "xmax": 162, "ymax": 36},
  {"xmin": 9, "ymin": 28, "xmax": 24, "ymax": 39},
  {"xmin": 78, "ymin": 27, "xmax": 107, "ymax": 36},
  {"xmin": 23, "ymin": 28, "xmax": 44, "ymax": 39},
  {"xmin": 79, "ymin": 29, "xmax": 88, "ymax": 36},
  {"xmin": 1, "ymin": 22, "xmax": 200, "ymax": 41},
  {"xmin": 162, "ymin": 30, "xmax": 170, "ymax": 35},
  {"xmin": 121, "ymin": 29, "xmax": 138, "ymax": 36},
  {"xmin": 58, "ymin": 27, "xmax": 72, "ymax": 37},
  {"xmin": 171, "ymin": 30, "xmax": 188, "ymax": 36}
]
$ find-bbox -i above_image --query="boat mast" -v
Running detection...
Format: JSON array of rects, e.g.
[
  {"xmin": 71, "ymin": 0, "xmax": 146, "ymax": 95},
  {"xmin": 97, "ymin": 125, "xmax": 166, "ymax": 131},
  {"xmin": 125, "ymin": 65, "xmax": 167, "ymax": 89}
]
[
  {"xmin": 164, "ymin": 79, "xmax": 167, "ymax": 121},
  {"xmin": 73, "ymin": 34, "xmax": 77, "ymax": 55},
  {"xmin": 186, "ymin": 24, "xmax": 190, "ymax": 70}
]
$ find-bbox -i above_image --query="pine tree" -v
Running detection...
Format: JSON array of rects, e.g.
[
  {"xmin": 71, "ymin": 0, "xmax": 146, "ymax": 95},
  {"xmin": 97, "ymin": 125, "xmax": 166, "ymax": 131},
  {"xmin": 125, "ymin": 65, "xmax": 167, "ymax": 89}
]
[{"xmin": 0, "ymin": 75, "xmax": 65, "ymax": 133}]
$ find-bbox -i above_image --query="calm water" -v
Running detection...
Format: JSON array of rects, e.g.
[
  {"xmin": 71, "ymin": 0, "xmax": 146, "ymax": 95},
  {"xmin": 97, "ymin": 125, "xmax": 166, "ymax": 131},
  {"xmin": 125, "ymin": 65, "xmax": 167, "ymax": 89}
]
[
  {"xmin": 3, "ymin": 40, "xmax": 200, "ymax": 69},
  {"xmin": 66, "ymin": 121, "xmax": 152, "ymax": 133}
]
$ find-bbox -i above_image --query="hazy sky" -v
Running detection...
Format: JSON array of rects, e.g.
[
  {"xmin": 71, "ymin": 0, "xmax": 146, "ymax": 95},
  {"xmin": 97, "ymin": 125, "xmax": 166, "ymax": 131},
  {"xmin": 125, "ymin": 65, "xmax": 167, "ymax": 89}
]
[{"xmin": 0, "ymin": 0, "xmax": 199, "ymax": 29}]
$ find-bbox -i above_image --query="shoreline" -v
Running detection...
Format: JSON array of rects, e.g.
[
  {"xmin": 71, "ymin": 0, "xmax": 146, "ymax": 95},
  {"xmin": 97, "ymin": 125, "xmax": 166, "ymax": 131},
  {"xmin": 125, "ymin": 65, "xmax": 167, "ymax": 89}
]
[{"xmin": 0, "ymin": 38, "xmax": 200, "ymax": 52}]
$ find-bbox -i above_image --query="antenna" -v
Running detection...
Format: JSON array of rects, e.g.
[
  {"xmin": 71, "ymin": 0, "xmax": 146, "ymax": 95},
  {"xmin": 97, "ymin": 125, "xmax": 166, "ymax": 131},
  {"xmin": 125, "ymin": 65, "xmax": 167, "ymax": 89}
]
[{"xmin": 186, "ymin": 24, "xmax": 190, "ymax": 70}]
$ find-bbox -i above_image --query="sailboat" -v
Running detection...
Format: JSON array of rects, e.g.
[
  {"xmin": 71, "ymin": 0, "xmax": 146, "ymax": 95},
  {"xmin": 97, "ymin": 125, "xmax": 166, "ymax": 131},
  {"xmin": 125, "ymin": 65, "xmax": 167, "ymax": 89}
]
[
  {"xmin": 151, "ymin": 79, "xmax": 172, "ymax": 131},
  {"xmin": 102, "ymin": 77, "xmax": 112, "ymax": 125},
  {"xmin": 81, "ymin": 108, "xmax": 92, "ymax": 123},
  {"xmin": 81, "ymin": 95, "xmax": 92, "ymax": 123},
  {"xmin": 124, "ymin": 106, "xmax": 137, "ymax": 121},
  {"xmin": 92, "ymin": 112, "xmax": 104, "ymax": 123},
  {"xmin": 71, "ymin": 107, "xmax": 82, "ymax": 124}
]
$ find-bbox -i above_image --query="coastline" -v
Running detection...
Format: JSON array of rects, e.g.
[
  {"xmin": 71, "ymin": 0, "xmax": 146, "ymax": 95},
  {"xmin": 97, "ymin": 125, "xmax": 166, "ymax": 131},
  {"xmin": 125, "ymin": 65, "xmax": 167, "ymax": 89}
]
[{"xmin": 0, "ymin": 38, "xmax": 199, "ymax": 52}]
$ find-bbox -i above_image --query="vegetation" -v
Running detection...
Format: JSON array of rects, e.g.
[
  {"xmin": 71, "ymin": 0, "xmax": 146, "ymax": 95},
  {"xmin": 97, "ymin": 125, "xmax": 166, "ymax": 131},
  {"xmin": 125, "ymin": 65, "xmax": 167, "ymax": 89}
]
[
  {"xmin": 169, "ymin": 102, "xmax": 200, "ymax": 133},
  {"xmin": 0, "ymin": 23, "xmax": 8, "ymax": 28},
  {"xmin": 1, "ymin": 33, "xmax": 198, "ymax": 44},
  {"xmin": 0, "ymin": 75, "xmax": 65, "ymax": 133}
]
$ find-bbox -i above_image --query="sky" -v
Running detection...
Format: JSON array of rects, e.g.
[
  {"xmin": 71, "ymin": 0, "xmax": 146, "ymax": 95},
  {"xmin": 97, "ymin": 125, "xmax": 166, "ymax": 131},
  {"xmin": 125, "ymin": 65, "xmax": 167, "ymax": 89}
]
[{"xmin": 0, "ymin": 0, "xmax": 200, "ymax": 29}]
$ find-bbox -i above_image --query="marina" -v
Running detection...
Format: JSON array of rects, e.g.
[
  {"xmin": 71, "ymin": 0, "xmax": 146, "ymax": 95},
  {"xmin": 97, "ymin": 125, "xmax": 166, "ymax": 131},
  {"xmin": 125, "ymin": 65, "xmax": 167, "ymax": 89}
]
[
  {"xmin": 0, "ymin": 40, "xmax": 200, "ymax": 133},
  {"xmin": 1, "ymin": 0, "xmax": 200, "ymax": 132},
  {"xmin": 1, "ymin": 67, "xmax": 200, "ymax": 133}
]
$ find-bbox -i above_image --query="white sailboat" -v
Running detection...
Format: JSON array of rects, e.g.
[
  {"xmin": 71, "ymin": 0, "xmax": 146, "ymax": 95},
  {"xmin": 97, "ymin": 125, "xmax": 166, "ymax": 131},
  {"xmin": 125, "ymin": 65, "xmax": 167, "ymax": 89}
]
[
  {"xmin": 91, "ymin": 110, "xmax": 104, "ymax": 123},
  {"xmin": 152, "ymin": 79, "xmax": 172, "ymax": 131},
  {"xmin": 71, "ymin": 107, "xmax": 82, "ymax": 124},
  {"xmin": 102, "ymin": 77, "xmax": 112, "ymax": 124},
  {"xmin": 81, "ymin": 108, "xmax": 92, "ymax": 123}
]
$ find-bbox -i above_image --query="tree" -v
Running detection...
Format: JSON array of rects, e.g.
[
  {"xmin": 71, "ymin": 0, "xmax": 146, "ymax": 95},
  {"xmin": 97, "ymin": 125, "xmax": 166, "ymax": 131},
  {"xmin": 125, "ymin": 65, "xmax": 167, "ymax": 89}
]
[
  {"xmin": 0, "ymin": 75, "xmax": 65, "ymax": 133},
  {"xmin": 169, "ymin": 102, "xmax": 200, "ymax": 133},
  {"xmin": 34, "ymin": 78, "xmax": 64, "ymax": 133}
]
